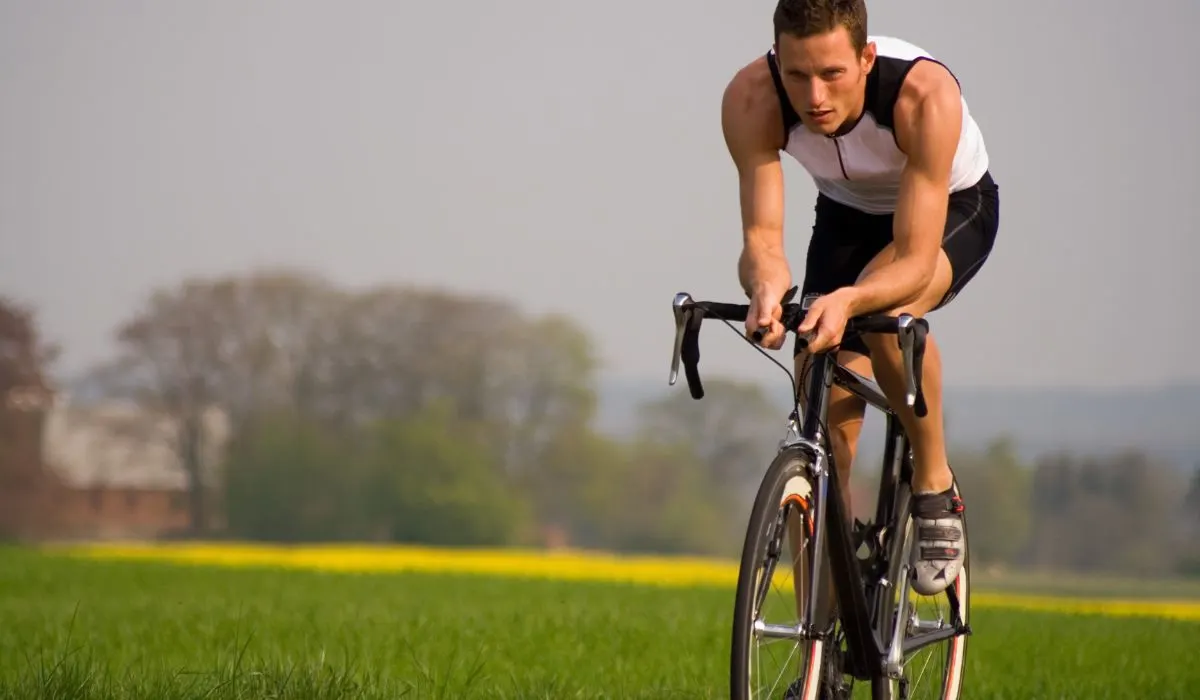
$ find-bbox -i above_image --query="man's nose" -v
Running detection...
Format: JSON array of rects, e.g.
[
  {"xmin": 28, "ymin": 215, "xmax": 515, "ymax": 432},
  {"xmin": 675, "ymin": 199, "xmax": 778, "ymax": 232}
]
[{"xmin": 806, "ymin": 80, "xmax": 826, "ymax": 108}]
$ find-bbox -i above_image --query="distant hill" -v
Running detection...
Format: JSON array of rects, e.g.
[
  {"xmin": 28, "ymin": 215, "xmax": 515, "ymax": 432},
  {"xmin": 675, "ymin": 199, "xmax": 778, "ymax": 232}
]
[{"xmin": 596, "ymin": 374, "xmax": 1200, "ymax": 472}]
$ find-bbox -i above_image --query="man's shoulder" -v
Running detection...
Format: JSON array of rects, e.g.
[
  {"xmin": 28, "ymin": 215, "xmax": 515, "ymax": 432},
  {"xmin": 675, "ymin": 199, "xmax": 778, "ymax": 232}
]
[
  {"xmin": 723, "ymin": 55, "xmax": 780, "ymax": 124},
  {"xmin": 721, "ymin": 54, "xmax": 786, "ymax": 155},
  {"xmin": 895, "ymin": 58, "xmax": 962, "ymax": 114},
  {"xmin": 891, "ymin": 56, "xmax": 967, "ymax": 160}
]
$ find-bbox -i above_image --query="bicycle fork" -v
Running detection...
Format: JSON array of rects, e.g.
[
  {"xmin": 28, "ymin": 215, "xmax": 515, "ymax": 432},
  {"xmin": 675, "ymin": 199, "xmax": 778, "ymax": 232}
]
[
  {"xmin": 785, "ymin": 443, "xmax": 914, "ymax": 686},
  {"xmin": 781, "ymin": 436, "xmax": 881, "ymax": 681}
]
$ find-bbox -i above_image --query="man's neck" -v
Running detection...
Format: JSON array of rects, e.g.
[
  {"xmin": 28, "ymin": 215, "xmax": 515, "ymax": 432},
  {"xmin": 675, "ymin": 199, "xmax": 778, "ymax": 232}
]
[{"xmin": 830, "ymin": 96, "xmax": 867, "ymax": 138}]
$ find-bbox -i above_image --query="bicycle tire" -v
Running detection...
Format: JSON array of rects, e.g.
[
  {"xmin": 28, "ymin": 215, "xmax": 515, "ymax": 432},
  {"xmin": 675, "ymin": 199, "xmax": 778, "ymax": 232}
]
[{"xmin": 730, "ymin": 445, "xmax": 829, "ymax": 700}]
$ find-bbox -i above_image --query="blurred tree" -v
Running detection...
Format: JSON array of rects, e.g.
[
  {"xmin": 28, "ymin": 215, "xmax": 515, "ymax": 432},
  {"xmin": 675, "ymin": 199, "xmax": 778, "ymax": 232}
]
[
  {"xmin": 1106, "ymin": 449, "xmax": 1183, "ymax": 574},
  {"xmin": 1178, "ymin": 464, "xmax": 1200, "ymax": 576},
  {"xmin": 634, "ymin": 377, "xmax": 783, "ymax": 499},
  {"xmin": 221, "ymin": 411, "xmax": 366, "ymax": 542},
  {"xmin": 87, "ymin": 268, "xmax": 604, "ymax": 545},
  {"xmin": 315, "ymin": 285, "xmax": 598, "ymax": 474},
  {"xmin": 517, "ymin": 425, "xmax": 624, "ymax": 549},
  {"xmin": 319, "ymin": 285, "xmax": 516, "ymax": 424},
  {"xmin": 83, "ymin": 269, "xmax": 342, "ymax": 534},
  {"xmin": 949, "ymin": 436, "xmax": 1032, "ymax": 567},
  {"xmin": 0, "ymin": 297, "xmax": 58, "ymax": 540},
  {"xmin": 498, "ymin": 312, "xmax": 599, "ymax": 475},
  {"xmin": 607, "ymin": 437, "xmax": 731, "ymax": 556},
  {"xmin": 358, "ymin": 402, "xmax": 531, "ymax": 546},
  {"xmin": 1183, "ymin": 464, "xmax": 1200, "ymax": 531},
  {"xmin": 0, "ymin": 296, "xmax": 58, "ymax": 398},
  {"xmin": 1023, "ymin": 449, "xmax": 1184, "ymax": 575}
]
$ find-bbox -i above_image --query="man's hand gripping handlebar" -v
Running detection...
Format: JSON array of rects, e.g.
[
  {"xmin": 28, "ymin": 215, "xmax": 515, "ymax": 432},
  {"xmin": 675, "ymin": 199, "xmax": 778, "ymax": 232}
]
[{"xmin": 667, "ymin": 287, "xmax": 930, "ymax": 417}]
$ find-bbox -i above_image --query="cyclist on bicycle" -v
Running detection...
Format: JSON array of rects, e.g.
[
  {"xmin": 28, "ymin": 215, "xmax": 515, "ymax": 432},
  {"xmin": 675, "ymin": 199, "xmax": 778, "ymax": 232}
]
[{"xmin": 721, "ymin": 0, "xmax": 999, "ymax": 595}]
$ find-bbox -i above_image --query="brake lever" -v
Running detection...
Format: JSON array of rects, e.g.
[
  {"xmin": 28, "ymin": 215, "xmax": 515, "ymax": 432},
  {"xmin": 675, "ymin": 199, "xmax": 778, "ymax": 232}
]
[
  {"xmin": 911, "ymin": 319, "xmax": 929, "ymax": 418},
  {"xmin": 896, "ymin": 314, "xmax": 918, "ymax": 408},
  {"xmin": 669, "ymin": 292, "xmax": 694, "ymax": 385}
]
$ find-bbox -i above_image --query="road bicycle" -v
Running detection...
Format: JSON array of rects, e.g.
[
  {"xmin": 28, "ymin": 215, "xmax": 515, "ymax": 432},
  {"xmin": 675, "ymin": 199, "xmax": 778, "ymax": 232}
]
[{"xmin": 667, "ymin": 287, "xmax": 972, "ymax": 700}]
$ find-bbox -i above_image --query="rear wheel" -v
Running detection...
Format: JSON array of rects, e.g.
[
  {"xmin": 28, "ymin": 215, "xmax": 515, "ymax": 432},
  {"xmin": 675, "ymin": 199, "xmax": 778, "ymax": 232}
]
[
  {"xmin": 730, "ymin": 447, "xmax": 832, "ymax": 700},
  {"xmin": 871, "ymin": 477, "xmax": 971, "ymax": 700}
]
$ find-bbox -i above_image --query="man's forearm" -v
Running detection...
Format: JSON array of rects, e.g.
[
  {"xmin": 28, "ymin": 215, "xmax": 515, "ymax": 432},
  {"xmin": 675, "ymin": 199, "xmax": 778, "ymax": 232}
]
[
  {"xmin": 845, "ymin": 153, "xmax": 946, "ymax": 316},
  {"xmin": 738, "ymin": 242, "xmax": 792, "ymax": 299},
  {"xmin": 844, "ymin": 255, "xmax": 931, "ymax": 317}
]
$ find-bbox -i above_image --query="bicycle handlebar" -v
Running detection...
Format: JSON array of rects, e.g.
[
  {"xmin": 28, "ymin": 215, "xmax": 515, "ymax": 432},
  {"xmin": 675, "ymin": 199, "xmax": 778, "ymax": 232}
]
[{"xmin": 668, "ymin": 288, "xmax": 930, "ymax": 418}]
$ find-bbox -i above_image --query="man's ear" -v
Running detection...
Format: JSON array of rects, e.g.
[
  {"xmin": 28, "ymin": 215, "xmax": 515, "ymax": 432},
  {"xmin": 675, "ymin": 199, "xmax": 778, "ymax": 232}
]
[{"xmin": 861, "ymin": 40, "xmax": 877, "ymax": 73}]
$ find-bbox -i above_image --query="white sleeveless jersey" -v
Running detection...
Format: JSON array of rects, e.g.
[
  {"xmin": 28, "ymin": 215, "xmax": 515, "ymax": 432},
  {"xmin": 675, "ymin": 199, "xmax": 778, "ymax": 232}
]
[{"xmin": 767, "ymin": 35, "xmax": 989, "ymax": 214}]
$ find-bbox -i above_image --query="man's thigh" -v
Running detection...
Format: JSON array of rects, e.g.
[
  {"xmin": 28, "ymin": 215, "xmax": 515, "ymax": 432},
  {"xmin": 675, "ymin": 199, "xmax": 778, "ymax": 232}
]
[
  {"xmin": 797, "ymin": 194, "xmax": 893, "ymax": 358},
  {"xmin": 852, "ymin": 172, "xmax": 1002, "ymax": 320},
  {"xmin": 935, "ymin": 171, "xmax": 1000, "ymax": 309}
]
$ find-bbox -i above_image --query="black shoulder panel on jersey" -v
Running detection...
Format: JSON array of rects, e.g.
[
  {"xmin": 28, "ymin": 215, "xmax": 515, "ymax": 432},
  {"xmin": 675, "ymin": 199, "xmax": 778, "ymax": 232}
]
[
  {"xmin": 765, "ymin": 50, "xmax": 801, "ymax": 141},
  {"xmin": 866, "ymin": 55, "xmax": 962, "ymax": 131}
]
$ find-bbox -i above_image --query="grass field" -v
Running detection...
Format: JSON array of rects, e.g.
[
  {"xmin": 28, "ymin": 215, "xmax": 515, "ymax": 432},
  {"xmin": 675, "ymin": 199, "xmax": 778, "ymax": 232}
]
[{"xmin": 1, "ymin": 544, "xmax": 1198, "ymax": 699}]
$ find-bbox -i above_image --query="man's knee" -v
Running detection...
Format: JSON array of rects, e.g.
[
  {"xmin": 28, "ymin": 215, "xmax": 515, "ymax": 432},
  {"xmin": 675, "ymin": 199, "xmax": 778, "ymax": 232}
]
[
  {"xmin": 862, "ymin": 327, "xmax": 899, "ymax": 356},
  {"xmin": 856, "ymin": 251, "xmax": 953, "ymax": 359},
  {"xmin": 854, "ymin": 248, "xmax": 954, "ymax": 319}
]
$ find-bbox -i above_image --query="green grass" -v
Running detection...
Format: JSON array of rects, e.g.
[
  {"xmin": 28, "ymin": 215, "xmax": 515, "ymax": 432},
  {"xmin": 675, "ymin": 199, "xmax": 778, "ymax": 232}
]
[
  {"xmin": 1, "ymin": 547, "xmax": 1198, "ymax": 699},
  {"xmin": 970, "ymin": 567, "xmax": 1200, "ymax": 601}
]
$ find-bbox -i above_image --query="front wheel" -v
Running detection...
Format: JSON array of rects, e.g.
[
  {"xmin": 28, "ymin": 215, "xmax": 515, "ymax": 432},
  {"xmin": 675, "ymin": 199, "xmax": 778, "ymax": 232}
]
[{"xmin": 730, "ymin": 447, "xmax": 831, "ymax": 700}]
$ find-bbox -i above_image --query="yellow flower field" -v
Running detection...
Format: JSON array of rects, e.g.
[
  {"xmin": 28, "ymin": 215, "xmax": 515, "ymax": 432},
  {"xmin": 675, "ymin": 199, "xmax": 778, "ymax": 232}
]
[{"xmin": 49, "ymin": 541, "xmax": 1200, "ymax": 622}]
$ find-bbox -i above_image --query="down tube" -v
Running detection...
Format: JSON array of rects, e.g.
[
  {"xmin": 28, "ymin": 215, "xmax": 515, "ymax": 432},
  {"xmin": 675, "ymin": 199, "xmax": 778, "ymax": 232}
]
[{"xmin": 801, "ymin": 352, "xmax": 882, "ymax": 673}]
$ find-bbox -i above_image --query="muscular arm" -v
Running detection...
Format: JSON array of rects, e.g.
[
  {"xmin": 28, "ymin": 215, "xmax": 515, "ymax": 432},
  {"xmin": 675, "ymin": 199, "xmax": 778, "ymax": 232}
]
[
  {"xmin": 721, "ymin": 63, "xmax": 792, "ymax": 301},
  {"xmin": 844, "ymin": 61, "xmax": 963, "ymax": 317}
]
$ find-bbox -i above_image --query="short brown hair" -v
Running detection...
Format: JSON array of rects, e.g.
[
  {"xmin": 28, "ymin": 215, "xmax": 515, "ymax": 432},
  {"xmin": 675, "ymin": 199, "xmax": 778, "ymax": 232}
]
[{"xmin": 773, "ymin": 0, "xmax": 868, "ymax": 54}]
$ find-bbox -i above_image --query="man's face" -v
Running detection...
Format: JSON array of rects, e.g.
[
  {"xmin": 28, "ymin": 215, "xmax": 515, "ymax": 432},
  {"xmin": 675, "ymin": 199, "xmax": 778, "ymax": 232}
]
[{"xmin": 775, "ymin": 26, "xmax": 875, "ymax": 136}]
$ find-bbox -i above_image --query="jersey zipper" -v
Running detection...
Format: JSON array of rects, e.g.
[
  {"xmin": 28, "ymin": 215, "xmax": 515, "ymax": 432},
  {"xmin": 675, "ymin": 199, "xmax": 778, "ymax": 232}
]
[{"xmin": 831, "ymin": 136, "xmax": 850, "ymax": 180}]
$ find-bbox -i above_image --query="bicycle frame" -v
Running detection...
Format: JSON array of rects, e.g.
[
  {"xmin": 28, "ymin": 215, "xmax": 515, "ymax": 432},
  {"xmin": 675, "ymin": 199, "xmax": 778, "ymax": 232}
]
[
  {"xmin": 668, "ymin": 289, "xmax": 965, "ymax": 684},
  {"xmin": 785, "ymin": 349, "xmax": 918, "ymax": 681}
]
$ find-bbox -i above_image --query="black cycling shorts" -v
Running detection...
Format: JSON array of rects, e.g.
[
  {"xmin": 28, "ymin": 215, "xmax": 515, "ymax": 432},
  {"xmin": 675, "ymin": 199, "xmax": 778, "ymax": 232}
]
[{"xmin": 796, "ymin": 170, "xmax": 1000, "ymax": 357}]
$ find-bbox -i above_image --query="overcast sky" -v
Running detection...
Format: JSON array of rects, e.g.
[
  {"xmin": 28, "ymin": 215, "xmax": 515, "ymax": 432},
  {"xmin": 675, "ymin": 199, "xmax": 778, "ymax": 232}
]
[{"xmin": 2, "ymin": 0, "xmax": 1197, "ymax": 392}]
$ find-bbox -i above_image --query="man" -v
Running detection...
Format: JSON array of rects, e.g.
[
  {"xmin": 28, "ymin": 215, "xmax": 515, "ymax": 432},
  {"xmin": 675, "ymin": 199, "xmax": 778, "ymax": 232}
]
[{"xmin": 721, "ymin": 0, "xmax": 999, "ymax": 597}]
